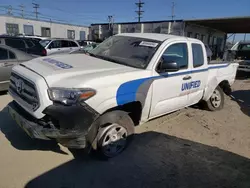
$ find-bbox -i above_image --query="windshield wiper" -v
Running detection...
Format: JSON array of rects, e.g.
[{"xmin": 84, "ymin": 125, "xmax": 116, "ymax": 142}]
[
  {"xmin": 89, "ymin": 53, "xmax": 122, "ymax": 64},
  {"xmin": 88, "ymin": 52, "xmax": 97, "ymax": 57}
]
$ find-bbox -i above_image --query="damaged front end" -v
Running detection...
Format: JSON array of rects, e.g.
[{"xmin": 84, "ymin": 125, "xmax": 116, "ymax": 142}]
[{"xmin": 8, "ymin": 101, "xmax": 100, "ymax": 149}]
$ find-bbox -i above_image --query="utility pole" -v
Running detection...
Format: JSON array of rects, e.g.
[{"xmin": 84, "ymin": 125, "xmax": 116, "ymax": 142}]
[
  {"xmin": 108, "ymin": 15, "xmax": 114, "ymax": 36},
  {"xmin": 108, "ymin": 15, "xmax": 114, "ymax": 30},
  {"xmin": 170, "ymin": 2, "xmax": 176, "ymax": 21},
  {"xmin": 7, "ymin": 5, "xmax": 13, "ymax": 16},
  {"xmin": 32, "ymin": 3, "xmax": 39, "ymax": 20},
  {"xmin": 135, "ymin": 0, "xmax": 144, "ymax": 23},
  {"xmin": 19, "ymin": 4, "xmax": 25, "ymax": 18},
  {"xmin": 232, "ymin": 34, "xmax": 236, "ymax": 44}
]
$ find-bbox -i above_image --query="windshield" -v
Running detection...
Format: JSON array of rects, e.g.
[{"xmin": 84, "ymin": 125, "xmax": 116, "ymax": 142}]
[
  {"xmin": 238, "ymin": 43, "xmax": 250, "ymax": 51},
  {"xmin": 40, "ymin": 40, "xmax": 51, "ymax": 47},
  {"xmin": 90, "ymin": 36, "xmax": 161, "ymax": 69}
]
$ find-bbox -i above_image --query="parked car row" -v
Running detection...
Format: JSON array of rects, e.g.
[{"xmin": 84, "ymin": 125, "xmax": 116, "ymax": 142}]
[
  {"xmin": 0, "ymin": 35, "xmax": 99, "ymax": 57},
  {"xmin": 0, "ymin": 36, "xmax": 46, "ymax": 56},
  {"xmin": 0, "ymin": 34, "xmax": 100, "ymax": 92}
]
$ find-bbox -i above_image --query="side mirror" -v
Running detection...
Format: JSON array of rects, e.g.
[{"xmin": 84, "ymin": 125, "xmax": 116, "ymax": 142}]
[{"xmin": 158, "ymin": 59, "xmax": 179, "ymax": 73}]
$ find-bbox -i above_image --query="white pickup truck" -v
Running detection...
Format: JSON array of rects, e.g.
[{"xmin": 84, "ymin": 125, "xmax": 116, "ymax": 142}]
[{"xmin": 8, "ymin": 33, "xmax": 238, "ymax": 158}]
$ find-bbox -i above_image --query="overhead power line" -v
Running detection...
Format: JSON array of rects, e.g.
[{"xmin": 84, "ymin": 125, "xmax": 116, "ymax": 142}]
[
  {"xmin": 19, "ymin": 4, "xmax": 25, "ymax": 18},
  {"xmin": 170, "ymin": 2, "xmax": 176, "ymax": 21},
  {"xmin": 32, "ymin": 3, "xmax": 39, "ymax": 19},
  {"xmin": 135, "ymin": 0, "xmax": 144, "ymax": 23},
  {"xmin": 7, "ymin": 5, "xmax": 13, "ymax": 15},
  {"xmin": 0, "ymin": 4, "xmax": 107, "ymax": 25},
  {"xmin": 108, "ymin": 15, "xmax": 114, "ymax": 30}
]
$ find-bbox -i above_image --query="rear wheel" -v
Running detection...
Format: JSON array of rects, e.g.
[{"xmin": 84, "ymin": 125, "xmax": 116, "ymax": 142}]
[
  {"xmin": 96, "ymin": 111, "xmax": 134, "ymax": 159},
  {"xmin": 205, "ymin": 86, "xmax": 224, "ymax": 111}
]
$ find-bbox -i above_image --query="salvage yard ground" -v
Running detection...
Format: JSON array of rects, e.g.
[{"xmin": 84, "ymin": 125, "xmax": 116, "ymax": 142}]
[{"xmin": 0, "ymin": 75, "xmax": 250, "ymax": 188}]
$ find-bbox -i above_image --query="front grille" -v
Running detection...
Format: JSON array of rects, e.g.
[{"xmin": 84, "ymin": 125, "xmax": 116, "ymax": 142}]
[{"xmin": 9, "ymin": 72, "xmax": 40, "ymax": 111}]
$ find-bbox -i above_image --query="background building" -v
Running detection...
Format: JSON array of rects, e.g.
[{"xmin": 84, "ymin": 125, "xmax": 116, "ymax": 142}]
[
  {"xmin": 90, "ymin": 17, "xmax": 250, "ymax": 59},
  {"xmin": 0, "ymin": 15, "xmax": 89, "ymax": 40},
  {"xmin": 90, "ymin": 19, "xmax": 226, "ymax": 58}
]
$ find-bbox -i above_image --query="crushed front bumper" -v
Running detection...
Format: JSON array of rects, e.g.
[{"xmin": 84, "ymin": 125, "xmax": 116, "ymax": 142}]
[{"xmin": 8, "ymin": 101, "xmax": 99, "ymax": 149}]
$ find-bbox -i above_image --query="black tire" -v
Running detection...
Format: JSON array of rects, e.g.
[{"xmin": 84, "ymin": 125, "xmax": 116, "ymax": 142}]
[
  {"xmin": 205, "ymin": 86, "xmax": 224, "ymax": 111},
  {"xmin": 95, "ymin": 110, "xmax": 134, "ymax": 159}
]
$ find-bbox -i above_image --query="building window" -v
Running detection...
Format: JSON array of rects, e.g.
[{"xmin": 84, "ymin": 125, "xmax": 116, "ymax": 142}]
[
  {"xmin": 6, "ymin": 23, "xmax": 19, "ymax": 36},
  {"xmin": 67, "ymin": 30, "xmax": 75, "ymax": 39},
  {"xmin": 187, "ymin": 32, "xmax": 192, "ymax": 38},
  {"xmin": 41, "ymin": 27, "xmax": 51, "ymax": 37},
  {"xmin": 213, "ymin": 36, "xmax": 217, "ymax": 45},
  {"xmin": 208, "ymin": 35, "xmax": 212, "ymax": 45},
  {"xmin": 23, "ymin": 25, "xmax": 34, "ymax": 35},
  {"xmin": 201, "ymin": 35, "xmax": 205, "ymax": 42},
  {"xmin": 195, "ymin": 33, "xmax": 200, "ymax": 39}
]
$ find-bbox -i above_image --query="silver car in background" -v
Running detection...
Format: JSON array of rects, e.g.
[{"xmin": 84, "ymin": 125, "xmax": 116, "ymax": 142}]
[
  {"xmin": 40, "ymin": 39, "xmax": 80, "ymax": 56},
  {"xmin": 0, "ymin": 45, "xmax": 34, "ymax": 91}
]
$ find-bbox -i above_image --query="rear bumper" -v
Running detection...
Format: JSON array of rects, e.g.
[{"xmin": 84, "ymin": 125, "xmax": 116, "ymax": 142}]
[{"xmin": 8, "ymin": 101, "xmax": 99, "ymax": 148}]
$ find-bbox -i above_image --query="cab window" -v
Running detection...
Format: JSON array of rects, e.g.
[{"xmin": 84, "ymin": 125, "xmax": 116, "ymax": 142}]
[
  {"xmin": 0, "ymin": 47, "xmax": 8, "ymax": 60},
  {"xmin": 9, "ymin": 50, "xmax": 16, "ymax": 59},
  {"xmin": 192, "ymin": 43, "xmax": 204, "ymax": 68},
  {"xmin": 160, "ymin": 43, "xmax": 188, "ymax": 70}
]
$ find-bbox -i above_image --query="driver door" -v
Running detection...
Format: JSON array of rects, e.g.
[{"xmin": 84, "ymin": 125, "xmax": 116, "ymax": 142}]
[{"xmin": 149, "ymin": 42, "xmax": 192, "ymax": 118}]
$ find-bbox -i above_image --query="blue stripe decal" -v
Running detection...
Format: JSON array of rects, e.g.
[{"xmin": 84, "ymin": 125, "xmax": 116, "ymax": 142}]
[{"xmin": 116, "ymin": 63, "xmax": 229, "ymax": 105}]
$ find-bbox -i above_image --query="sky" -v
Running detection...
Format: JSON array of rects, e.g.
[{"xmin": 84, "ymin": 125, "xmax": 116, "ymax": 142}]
[{"xmin": 0, "ymin": 0, "xmax": 249, "ymax": 40}]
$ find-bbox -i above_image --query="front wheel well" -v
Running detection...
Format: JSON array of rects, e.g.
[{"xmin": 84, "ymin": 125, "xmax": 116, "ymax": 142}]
[
  {"xmin": 219, "ymin": 80, "xmax": 232, "ymax": 95},
  {"xmin": 104, "ymin": 101, "xmax": 142, "ymax": 126}
]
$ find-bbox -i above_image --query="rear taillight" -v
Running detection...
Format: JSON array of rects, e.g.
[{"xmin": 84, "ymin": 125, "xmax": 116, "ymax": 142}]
[{"xmin": 42, "ymin": 49, "xmax": 47, "ymax": 56}]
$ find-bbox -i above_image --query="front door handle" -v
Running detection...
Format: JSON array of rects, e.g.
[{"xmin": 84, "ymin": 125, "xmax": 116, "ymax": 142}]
[{"xmin": 183, "ymin": 76, "xmax": 192, "ymax": 80}]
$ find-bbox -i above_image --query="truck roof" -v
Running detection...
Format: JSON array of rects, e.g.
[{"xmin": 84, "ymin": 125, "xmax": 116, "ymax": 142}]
[{"xmin": 117, "ymin": 33, "xmax": 200, "ymax": 42}]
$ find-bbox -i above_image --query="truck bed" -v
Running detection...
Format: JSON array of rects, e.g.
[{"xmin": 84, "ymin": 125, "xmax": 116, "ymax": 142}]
[{"xmin": 209, "ymin": 60, "xmax": 231, "ymax": 65}]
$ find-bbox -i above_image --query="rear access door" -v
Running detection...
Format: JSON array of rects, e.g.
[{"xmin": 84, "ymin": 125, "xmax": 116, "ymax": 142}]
[{"xmin": 188, "ymin": 42, "xmax": 208, "ymax": 104}]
